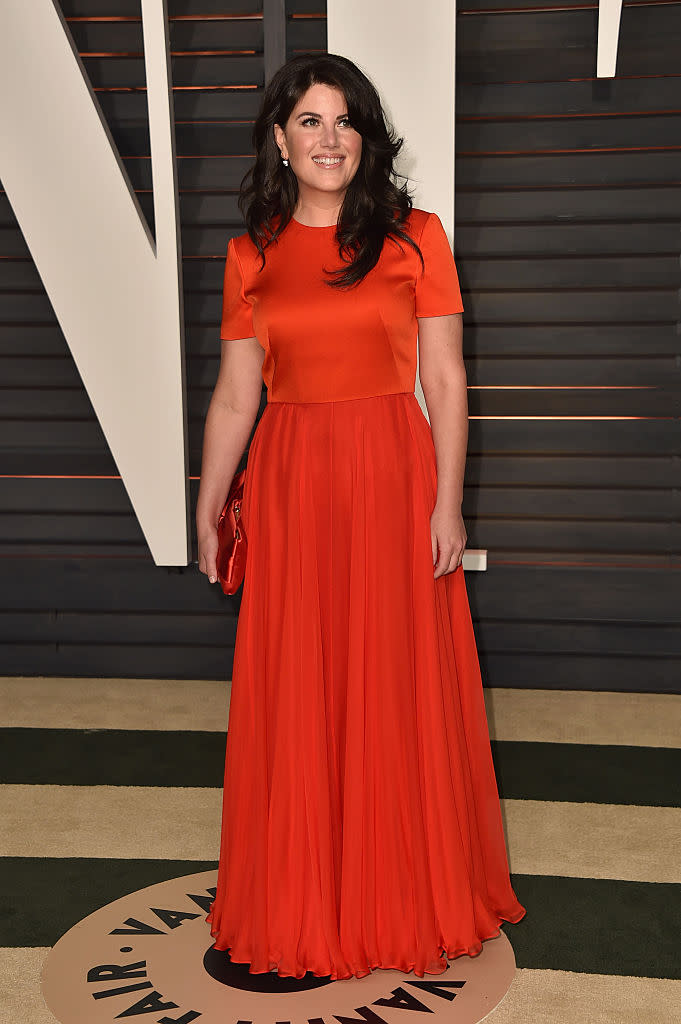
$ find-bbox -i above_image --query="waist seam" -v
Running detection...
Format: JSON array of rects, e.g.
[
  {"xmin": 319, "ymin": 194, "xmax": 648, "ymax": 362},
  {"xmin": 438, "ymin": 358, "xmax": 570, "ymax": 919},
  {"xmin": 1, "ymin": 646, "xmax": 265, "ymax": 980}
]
[{"xmin": 266, "ymin": 390, "xmax": 416, "ymax": 407}]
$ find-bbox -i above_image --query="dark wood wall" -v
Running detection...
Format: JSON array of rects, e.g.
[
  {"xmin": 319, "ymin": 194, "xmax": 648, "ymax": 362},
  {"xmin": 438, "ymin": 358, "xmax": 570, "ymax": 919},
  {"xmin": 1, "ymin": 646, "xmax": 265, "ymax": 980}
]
[{"xmin": 1, "ymin": 0, "xmax": 679, "ymax": 689}]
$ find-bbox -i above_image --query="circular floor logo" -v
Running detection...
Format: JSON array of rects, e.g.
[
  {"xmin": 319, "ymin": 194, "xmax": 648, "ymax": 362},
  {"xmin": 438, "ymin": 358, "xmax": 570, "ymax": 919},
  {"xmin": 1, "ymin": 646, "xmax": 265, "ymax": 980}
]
[{"xmin": 42, "ymin": 870, "xmax": 516, "ymax": 1023}]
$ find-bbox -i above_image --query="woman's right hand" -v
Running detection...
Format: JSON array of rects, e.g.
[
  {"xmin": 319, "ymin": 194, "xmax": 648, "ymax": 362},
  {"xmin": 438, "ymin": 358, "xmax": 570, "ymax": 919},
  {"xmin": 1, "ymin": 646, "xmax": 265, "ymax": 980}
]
[{"xmin": 198, "ymin": 524, "xmax": 220, "ymax": 584}]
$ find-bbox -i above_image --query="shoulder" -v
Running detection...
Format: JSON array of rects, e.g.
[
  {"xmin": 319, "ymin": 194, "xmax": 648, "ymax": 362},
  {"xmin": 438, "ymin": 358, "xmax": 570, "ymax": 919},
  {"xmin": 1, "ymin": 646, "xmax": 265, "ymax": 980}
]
[
  {"xmin": 405, "ymin": 207, "xmax": 431, "ymax": 232},
  {"xmin": 402, "ymin": 207, "xmax": 440, "ymax": 243},
  {"xmin": 226, "ymin": 230, "xmax": 264, "ymax": 282},
  {"xmin": 230, "ymin": 223, "xmax": 289, "ymax": 264},
  {"xmin": 229, "ymin": 230, "xmax": 257, "ymax": 261}
]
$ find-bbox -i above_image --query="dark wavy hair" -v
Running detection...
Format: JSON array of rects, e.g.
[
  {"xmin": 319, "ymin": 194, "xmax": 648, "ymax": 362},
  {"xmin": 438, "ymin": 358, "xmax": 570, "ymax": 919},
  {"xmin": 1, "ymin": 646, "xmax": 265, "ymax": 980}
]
[{"xmin": 237, "ymin": 53, "xmax": 424, "ymax": 289}]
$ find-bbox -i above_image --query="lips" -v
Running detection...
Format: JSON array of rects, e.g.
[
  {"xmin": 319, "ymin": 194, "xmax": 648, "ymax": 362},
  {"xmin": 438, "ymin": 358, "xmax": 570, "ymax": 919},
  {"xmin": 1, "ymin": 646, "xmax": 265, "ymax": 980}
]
[{"xmin": 312, "ymin": 155, "xmax": 344, "ymax": 168}]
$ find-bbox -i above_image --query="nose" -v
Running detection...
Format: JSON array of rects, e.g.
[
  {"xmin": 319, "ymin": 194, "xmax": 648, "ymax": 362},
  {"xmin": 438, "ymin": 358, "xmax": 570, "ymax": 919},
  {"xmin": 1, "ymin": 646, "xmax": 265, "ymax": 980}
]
[{"xmin": 320, "ymin": 121, "xmax": 340, "ymax": 147}]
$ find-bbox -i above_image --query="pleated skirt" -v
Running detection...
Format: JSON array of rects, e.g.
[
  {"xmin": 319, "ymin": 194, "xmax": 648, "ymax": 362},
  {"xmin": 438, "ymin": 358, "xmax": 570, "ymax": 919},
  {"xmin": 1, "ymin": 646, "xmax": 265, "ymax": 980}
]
[{"xmin": 206, "ymin": 390, "xmax": 525, "ymax": 980}]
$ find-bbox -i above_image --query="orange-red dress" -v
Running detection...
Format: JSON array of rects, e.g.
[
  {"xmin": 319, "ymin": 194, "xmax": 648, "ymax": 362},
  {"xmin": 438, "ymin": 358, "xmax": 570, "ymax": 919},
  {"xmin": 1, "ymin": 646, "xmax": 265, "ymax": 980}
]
[{"xmin": 206, "ymin": 207, "xmax": 525, "ymax": 980}]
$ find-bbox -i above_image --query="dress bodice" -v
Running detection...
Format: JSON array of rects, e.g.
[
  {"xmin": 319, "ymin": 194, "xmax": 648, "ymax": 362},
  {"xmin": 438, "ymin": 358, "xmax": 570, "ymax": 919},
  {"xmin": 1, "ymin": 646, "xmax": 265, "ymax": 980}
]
[{"xmin": 219, "ymin": 208, "xmax": 464, "ymax": 403}]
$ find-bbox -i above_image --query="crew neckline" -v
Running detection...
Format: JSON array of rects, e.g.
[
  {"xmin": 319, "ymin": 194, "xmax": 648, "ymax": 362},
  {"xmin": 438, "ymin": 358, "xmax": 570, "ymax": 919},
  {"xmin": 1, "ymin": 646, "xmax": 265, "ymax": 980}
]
[{"xmin": 290, "ymin": 216, "xmax": 338, "ymax": 230}]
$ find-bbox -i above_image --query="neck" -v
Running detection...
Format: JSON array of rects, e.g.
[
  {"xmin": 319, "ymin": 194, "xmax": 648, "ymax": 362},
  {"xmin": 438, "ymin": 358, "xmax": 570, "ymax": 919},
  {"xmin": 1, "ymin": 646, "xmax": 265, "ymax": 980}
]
[{"xmin": 293, "ymin": 195, "xmax": 343, "ymax": 227}]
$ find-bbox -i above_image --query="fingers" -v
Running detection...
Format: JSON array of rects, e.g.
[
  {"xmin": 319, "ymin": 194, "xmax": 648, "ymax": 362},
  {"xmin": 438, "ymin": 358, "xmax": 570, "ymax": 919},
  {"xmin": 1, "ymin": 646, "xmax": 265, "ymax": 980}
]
[
  {"xmin": 198, "ymin": 550, "xmax": 218, "ymax": 585},
  {"xmin": 206, "ymin": 555, "xmax": 218, "ymax": 584},
  {"xmin": 434, "ymin": 555, "xmax": 458, "ymax": 578},
  {"xmin": 432, "ymin": 541, "xmax": 466, "ymax": 578},
  {"xmin": 430, "ymin": 508, "xmax": 467, "ymax": 579}
]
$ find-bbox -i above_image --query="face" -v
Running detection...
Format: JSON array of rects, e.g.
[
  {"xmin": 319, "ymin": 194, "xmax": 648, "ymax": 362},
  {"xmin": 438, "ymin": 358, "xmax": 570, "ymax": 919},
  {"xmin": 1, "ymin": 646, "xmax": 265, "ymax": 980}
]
[{"xmin": 273, "ymin": 82, "xmax": 362, "ymax": 207}]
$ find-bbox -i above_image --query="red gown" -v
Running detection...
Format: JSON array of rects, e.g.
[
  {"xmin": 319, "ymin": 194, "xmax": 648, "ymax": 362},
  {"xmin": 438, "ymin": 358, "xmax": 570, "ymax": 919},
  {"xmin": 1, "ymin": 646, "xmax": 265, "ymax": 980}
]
[{"xmin": 206, "ymin": 208, "xmax": 525, "ymax": 980}]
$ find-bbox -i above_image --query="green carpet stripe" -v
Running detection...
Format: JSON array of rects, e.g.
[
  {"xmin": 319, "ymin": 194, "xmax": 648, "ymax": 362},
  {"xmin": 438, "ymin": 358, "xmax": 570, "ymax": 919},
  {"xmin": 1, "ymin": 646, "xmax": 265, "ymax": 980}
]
[
  {"xmin": 0, "ymin": 729, "xmax": 679, "ymax": 806},
  {"xmin": 0, "ymin": 729, "xmax": 227, "ymax": 788},
  {"xmin": 0, "ymin": 858, "xmax": 679, "ymax": 979},
  {"xmin": 506, "ymin": 874, "xmax": 681, "ymax": 980},
  {"xmin": 0, "ymin": 858, "xmax": 217, "ymax": 949},
  {"xmin": 491, "ymin": 741, "xmax": 681, "ymax": 807}
]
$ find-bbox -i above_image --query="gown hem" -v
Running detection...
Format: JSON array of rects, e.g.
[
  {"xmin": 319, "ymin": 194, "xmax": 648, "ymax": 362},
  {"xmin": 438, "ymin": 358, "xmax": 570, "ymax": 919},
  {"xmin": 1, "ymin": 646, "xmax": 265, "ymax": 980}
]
[{"xmin": 205, "ymin": 902, "xmax": 526, "ymax": 982}]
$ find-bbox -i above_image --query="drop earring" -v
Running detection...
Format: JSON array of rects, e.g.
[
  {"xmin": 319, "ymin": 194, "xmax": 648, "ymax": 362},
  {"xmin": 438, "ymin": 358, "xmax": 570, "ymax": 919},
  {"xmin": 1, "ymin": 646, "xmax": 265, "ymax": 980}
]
[{"xmin": 282, "ymin": 156, "xmax": 289, "ymax": 167}]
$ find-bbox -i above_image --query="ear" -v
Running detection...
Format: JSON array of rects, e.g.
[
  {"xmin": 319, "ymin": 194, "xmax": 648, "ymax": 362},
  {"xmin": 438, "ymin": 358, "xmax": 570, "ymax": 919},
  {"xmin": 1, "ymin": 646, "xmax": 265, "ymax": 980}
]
[{"xmin": 273, "ymin": 123, "xmax": 287, "ymax": 159}]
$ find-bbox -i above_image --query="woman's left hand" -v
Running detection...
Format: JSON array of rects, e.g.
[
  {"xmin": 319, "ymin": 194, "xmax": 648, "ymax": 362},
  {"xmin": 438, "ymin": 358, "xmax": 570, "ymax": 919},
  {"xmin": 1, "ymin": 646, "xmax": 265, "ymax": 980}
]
[{"xmin": 430, "ymin": 502, "xmax": 467, "ymax": 578}]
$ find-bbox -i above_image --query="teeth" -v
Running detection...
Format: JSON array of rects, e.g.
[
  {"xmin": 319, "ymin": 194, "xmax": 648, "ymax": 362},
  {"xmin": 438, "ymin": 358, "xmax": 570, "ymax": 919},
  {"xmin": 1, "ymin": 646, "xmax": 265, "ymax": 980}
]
[{"xmin": 313, "ymin": 157, "xmax": 343, "ymax": 166}]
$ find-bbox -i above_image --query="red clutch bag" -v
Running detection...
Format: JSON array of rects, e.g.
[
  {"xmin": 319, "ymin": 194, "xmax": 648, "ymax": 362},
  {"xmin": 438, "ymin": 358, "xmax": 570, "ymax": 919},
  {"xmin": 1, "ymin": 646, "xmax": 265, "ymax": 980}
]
[{"xmin": 216, "ymin": 468, "xmax": 247, "ymax": 595}]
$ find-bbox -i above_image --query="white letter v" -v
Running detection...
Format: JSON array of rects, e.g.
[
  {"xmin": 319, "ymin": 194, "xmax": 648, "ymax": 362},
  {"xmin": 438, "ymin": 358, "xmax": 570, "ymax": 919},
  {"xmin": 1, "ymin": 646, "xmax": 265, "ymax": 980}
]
[{"xmin": 0, "ymin": 0, "xmax": 190, "ymax": 565}]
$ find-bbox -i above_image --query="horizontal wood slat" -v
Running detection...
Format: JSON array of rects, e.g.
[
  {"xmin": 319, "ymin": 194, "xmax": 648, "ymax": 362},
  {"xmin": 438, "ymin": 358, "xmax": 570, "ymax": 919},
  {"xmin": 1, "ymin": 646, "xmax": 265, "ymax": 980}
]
[
  {"xmin": 0, "ymin": 384, "xmax": 674, "ymax": 419},
  {"xmin": 457, "ymin": 113, "xmax": 681, "ymax": 152},
  {"xmin": 1, "ymin": 322, "xmax": 678, "ymax": 360},
  {"xmin": 1, "ymin": 417, "xmax": 677, "ymax": 457},
  {"xmin": 454, "ymin": 224, "xmax": 680, "ymax": 256},
  {"xmin": 2, "ymin": 610, "xmax": 678, "ymax": 658},
  {"xmin": 455, "ymin": 151, "xmax": 681, "ymax": 187},
  {"xmin": 1, "ymin": 557, "xmax": 675, "ymax": 618},
  {"xmin": 1, "ymin": 516, "xmax": 676, "ymax": 558},
  {"xmin": 1, "ymin": 642, "xmax": 678, "ymax": 689},
  {"xmin": 0, "ymin": 452, "xmax": 675, "ymax": 488},
  {"xmin": 2, "ymin": 353, "xmax": 675, "ymax": 388},
  {"xmin": 456, "ymin": 74, "xmax": 681, "ymax": 117},
  {"xmin": 480, "ymin": 653, "xmax": 680, "ymax": 691},
  {"xmin": 1, "ymin": 477, "xmax": 677, "ymax": 518},
  {"xmin": 6, "ymin": 223, "xmax": 681, "ymax": 265},
  {"xmin": 455, "ymin": 187, "xmax": 681, "ymax": 223},
  {"xmin": 0, "ymin": 609, "xmax": 238, "ymax": 646}
]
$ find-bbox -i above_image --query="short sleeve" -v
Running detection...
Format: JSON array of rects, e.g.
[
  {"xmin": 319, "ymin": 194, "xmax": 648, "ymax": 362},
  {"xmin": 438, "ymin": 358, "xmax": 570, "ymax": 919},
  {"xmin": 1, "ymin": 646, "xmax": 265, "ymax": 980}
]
[
  {"xmin": 220, "ymin": 237, "xmax": 255, "ymax": 340},
  {"xmin": 414, "ymin": 212, "xmax": 464, "ymax": 317}
]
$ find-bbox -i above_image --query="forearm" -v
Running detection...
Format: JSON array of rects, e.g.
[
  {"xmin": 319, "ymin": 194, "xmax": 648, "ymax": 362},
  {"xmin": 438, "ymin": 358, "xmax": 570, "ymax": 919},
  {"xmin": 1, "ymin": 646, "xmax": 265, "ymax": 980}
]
[
  {"xmin": 196, "ymin": 396, "xmax": 257, "ymax": 532},
  {"xmin": 421, "ymin": 364, "xmax": 469, "ymax": 508}
]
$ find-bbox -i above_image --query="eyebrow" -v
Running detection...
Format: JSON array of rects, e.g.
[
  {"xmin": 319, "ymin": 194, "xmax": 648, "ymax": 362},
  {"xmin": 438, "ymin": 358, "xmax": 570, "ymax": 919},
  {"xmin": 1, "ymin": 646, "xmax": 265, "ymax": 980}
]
[{"xmin": 296, "ymin": 111, "xmax": 349, "ymax": 119}]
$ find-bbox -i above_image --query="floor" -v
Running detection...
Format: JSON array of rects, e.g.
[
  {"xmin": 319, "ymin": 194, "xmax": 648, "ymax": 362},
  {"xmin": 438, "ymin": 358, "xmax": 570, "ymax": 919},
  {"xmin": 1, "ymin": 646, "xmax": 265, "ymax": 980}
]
[{"xmin": 0, "ymin": 677, "xmax": 679, "ymax": 1023}]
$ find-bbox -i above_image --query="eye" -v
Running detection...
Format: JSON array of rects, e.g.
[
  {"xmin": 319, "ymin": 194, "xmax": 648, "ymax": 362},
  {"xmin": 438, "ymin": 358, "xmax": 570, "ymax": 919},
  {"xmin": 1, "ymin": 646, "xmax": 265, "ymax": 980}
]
[{"xmin": 299, "ymin": 116, "xmax": 353, "ymax": 128}]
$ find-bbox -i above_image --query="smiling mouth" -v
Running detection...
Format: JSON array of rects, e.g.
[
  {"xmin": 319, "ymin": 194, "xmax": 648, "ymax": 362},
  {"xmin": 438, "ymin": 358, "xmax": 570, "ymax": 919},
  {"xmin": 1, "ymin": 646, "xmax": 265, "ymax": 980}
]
[{"xmin": 312, "ymin": 156, "xmax": 345, "ymax": 168}]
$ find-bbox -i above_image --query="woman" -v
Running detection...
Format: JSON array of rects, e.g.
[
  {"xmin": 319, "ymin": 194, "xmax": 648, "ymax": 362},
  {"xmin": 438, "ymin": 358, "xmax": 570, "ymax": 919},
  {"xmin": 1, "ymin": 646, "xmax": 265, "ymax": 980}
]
[{"xmin": 196, "ymin": 52, "xmax": 525, "ymax": 982}]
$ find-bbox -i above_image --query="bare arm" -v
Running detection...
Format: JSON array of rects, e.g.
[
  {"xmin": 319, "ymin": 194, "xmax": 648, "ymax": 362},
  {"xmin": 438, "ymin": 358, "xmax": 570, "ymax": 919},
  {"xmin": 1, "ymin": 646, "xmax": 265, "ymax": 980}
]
[
  {"xmin": 417, "ymin": 311, "xmax": 468, "ymax": 576},
  {"xmin": 196, "ymin": 337, "xmax": 265, "ymax": 583}
]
